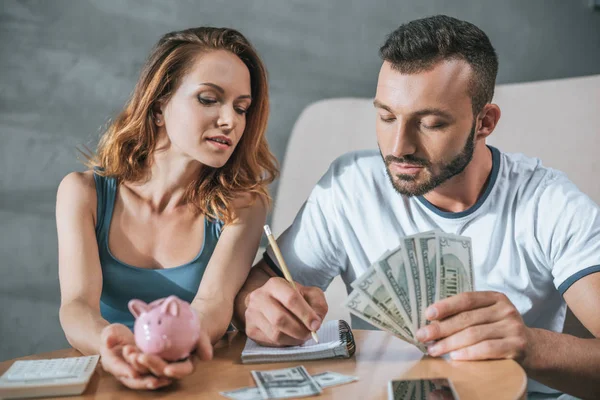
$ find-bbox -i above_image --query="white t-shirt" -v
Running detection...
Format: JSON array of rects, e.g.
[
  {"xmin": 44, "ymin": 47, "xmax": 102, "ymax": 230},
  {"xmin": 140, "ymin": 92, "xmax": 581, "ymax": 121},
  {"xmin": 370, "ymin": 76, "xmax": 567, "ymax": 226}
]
[{"xmin": 266, "ymin": 146, "xmax": 600, "ymax": 395}]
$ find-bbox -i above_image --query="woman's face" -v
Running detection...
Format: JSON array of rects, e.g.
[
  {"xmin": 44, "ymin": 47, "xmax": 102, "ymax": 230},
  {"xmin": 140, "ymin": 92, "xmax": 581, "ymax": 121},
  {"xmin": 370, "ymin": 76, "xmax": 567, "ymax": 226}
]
[{"xmin": 158, "ymin": 50, "xmax": 252, "ymax": 168}]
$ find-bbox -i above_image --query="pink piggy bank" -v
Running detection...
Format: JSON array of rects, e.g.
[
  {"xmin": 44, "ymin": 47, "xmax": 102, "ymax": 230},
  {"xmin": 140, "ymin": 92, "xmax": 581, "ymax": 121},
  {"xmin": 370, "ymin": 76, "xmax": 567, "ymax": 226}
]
[{"xmin": 128, "ymin": 295, "xmax": 200, "ymax": 362}]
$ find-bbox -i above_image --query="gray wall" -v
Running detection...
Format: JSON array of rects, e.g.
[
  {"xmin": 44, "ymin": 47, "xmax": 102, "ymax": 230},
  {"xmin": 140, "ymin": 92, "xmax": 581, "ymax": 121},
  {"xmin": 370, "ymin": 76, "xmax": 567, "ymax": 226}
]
[{"xmin": 1, "ymin": 0, "xmax": 599, "ymax": 361}]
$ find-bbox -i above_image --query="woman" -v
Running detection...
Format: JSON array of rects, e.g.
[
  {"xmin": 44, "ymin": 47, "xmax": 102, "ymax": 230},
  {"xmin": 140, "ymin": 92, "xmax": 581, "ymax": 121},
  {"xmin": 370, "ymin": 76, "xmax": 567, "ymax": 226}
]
[{"xmin": 56, "ymin": 27, "xmax": 278, "ymax": 390}]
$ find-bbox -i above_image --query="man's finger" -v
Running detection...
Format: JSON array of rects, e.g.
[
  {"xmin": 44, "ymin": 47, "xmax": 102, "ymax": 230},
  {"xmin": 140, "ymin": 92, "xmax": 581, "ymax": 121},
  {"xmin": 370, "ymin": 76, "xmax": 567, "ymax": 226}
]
[
  {"xmin": 417, "ymin": 302, "xmax": 502, "ymax": 342},
  {"xmin": 268, "ymin": 279, "xmax": 322, "ymax": 332},
  {"xmin": 262, "ymin": 297, "xmax": 312, "ymax": 341},
  {"xmin": 301, "ymin": 286, "xmax": 328, "ymax": 321},
  {"xmin": 426, "ymin": 291, "xmax": 500, "ymax": 321},
  {"xmin": 445, "ymin": 337, "xmax": 524, "ymax": 361},
  {"xmin": 246, "ymin": 310, "xmax": 306, "ymax": 347},
  {"xmin": 426, "ymin": 320, "xmax": 507, "ymax": 357}
]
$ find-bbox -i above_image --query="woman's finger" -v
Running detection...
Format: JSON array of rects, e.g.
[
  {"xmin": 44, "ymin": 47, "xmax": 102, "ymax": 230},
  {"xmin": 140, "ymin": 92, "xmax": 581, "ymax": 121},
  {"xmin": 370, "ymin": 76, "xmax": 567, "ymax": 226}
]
[
  {"xmin": 118, "ymin": 375, "xmax": 172, "ymax": 390},
  {"xmin": 164, "ymin": 359, "xmax": 194, "ymax": 379},
  {"xmin": 100, "ymin": 348, "xmax": 139, "ymax": 379},
  {"xmin": 122, "ymin": 345, "xmax": 149, "ymax": 374},
  {"xmin": 137, "ymin": 353, "xmax": 169, "ymax": 377}
]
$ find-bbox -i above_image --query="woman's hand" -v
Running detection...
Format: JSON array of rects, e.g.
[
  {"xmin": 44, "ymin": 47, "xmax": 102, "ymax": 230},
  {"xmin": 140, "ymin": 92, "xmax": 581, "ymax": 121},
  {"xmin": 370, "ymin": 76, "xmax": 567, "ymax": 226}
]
[
  {"xmin": 99, "ymin": 324, "xmax": 172, "ymax": 390},
  {"xmin": 115, "ymin": 322, "xmax": 214, "ymax": 389}
]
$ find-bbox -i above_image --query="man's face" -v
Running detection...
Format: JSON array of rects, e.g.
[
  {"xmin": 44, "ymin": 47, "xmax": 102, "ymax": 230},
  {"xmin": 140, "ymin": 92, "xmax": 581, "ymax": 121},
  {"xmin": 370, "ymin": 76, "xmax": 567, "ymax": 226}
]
[{"xmin": 374, "ymin": 59, "xmax": 477, "ymax": 197}]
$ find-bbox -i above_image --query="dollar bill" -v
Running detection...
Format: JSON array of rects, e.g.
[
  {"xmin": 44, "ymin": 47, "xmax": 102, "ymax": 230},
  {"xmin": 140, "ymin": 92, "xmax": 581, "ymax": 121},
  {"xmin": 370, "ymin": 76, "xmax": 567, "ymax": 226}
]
[
  {"xmin": 414, "ymin": 232, "xmax": 439, "ymax": 317},
  {"xmin": 402, "ymin": 237, "xmax": 424, "ymax": 329},
  {"xmin": 312, "ymin": 371, "xmax": 358, "ymax": 388},
  {"xmin": 220, "ymin": 386, "xmax": 263, "ymax": 400},
  {"xmin": 251, "ymin": 366, "xmax": 321, "ymax": 399},
  {"xmin": 351, "ymin": 267, "xmax": 413, "ymax": 337},
  {"xmin": 437, "ymin": 233, "xmax": 474, "ymax": 299},
  {"xmin": 374, "ymin": 244, "xmax": 417, "ymax": 333},
  {"xmin": 344, "ymin": 290, "xmax": 426, "ymax": 352}
]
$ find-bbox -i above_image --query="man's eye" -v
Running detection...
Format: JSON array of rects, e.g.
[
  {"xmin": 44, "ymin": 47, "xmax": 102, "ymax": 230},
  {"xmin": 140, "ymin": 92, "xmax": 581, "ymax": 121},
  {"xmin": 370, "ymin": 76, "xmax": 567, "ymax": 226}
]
[
  {"xmin": 379, "ymin": 115, "xmax": 396, "ymax": 123},
  {"xmin": 421, "ymin": 122, "xmax": 446, "ymax": 130}
]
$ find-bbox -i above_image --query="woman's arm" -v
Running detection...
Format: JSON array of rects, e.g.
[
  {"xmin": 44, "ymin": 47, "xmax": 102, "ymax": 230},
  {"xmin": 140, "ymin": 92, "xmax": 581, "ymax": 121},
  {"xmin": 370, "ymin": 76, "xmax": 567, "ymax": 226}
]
[
  {"xmin": 57, "ymin": 172, "xmax": 177, "ymax": 389},
  {"xmin": 56, "ymin": 171, "xmax": 108, "ymax": 354},
  {"xmin": 191, "ymin": 194, "xmax": 268, "ymax": 344}
]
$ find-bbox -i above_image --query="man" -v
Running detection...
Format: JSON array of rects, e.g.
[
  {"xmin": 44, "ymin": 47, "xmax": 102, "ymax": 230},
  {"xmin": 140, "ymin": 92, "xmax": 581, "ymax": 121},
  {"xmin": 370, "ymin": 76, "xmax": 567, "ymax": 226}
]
[{"xmin": 234, "ymin": 15, "xmax": 600, "ymax": 398}]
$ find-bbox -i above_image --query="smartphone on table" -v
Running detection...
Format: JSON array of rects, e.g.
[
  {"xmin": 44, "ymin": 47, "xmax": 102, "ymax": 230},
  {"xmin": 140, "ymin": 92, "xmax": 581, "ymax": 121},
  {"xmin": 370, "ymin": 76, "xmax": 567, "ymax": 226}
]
[{"xmin": 388, "ymin": 377, "xmax": 459, "ymax": 400}]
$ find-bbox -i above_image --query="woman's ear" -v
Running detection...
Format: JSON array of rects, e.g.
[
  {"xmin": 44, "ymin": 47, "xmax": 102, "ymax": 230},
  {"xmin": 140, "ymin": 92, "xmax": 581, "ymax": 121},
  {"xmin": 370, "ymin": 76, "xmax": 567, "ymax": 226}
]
[
  {"xmin": 475, "ymin": 103, "xmax": 501, "ymax": 140},
  {"xmin": 152, "ymin": 101, "xmax": 165, "ymax": 127}
]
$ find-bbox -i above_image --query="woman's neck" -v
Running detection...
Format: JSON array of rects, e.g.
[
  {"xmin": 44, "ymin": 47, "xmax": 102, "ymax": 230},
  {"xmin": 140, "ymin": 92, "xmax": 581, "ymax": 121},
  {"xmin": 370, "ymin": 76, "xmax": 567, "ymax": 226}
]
[{"xmin": 126, "ymin": 140, "xmax": 203, "ymax": 214}]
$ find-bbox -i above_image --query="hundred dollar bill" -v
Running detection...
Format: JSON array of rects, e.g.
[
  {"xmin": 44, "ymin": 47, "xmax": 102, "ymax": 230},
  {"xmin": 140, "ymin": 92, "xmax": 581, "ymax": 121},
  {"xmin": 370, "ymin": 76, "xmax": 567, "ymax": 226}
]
[
  {"xmin": 437, "ymin": 233, "xmax": 474, "ymax": 299},
  {"xmin": 312, "ymin": 371, "xmax": 358, "ymax": 388},
  {"xmin": 414, "ymin": 231, "xmax": 439, "ymax": 317},
  {"xmin": 251, "ymin": 366, "xmax": 321, "ymax": 399},
  {"xmin": 219, "ymin": 386, "xmax": 263, "ymax": 400},
  {"xmin": 344, "ymin": 290, "xmax": 426, "ymax": 352},
  {"xmin": 402, "ymin": 237, "xmax": 424, "ymax": 329},
  {"xmin": 351, "ymin": 266, "xmax": 413, "ymax": 337},
  {"xmin": 374, "ymin": 244, "xmax": 417, "ymax": 333}
]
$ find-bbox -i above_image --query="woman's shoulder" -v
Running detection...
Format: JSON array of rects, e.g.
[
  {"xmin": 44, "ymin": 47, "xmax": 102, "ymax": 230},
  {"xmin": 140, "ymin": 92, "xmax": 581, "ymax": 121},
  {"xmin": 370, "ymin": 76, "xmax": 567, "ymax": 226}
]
[{"xmin": 56, "ymin": 170, "xmax": 98, "ymax": 213}]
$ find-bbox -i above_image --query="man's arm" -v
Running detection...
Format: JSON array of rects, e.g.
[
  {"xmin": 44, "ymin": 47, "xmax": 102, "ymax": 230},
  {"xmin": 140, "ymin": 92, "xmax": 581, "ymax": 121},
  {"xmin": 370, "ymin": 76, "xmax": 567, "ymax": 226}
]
[
  {"xmin": 523, "ymin": 272, "xmax": 600, "ymax": 399},
  {"xmin": 233, "ymin": 259, "xmax": 328, "ymax": 347},
  {"xmin": 415, "ymin": 272, "xmax": 600, "ymax": 399}
]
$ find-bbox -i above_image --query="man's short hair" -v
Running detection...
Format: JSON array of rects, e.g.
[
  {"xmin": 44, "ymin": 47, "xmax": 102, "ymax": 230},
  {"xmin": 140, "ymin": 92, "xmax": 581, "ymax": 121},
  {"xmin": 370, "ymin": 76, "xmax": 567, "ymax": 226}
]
[{"xmin": 379, "ymin": 15, "xmax": 498, "ymax": 115}]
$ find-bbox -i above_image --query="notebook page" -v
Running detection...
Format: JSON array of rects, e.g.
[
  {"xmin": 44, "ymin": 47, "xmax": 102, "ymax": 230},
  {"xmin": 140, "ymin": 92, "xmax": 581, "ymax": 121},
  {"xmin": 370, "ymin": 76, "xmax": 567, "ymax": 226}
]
[{"xmin": 242, "ymin": 320, "xmax": 341, "ymax": 356}]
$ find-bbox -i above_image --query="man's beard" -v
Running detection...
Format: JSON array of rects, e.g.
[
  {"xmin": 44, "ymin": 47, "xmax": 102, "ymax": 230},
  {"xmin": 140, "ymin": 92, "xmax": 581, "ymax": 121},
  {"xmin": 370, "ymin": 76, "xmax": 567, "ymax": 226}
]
[{"xmin": 382, "ymin": 123, "xmax": 476, "ymax": 197}]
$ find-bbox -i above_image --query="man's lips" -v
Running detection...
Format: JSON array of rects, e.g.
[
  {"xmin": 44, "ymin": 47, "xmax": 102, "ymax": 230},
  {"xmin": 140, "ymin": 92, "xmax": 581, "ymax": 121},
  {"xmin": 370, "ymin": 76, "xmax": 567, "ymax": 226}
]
[{"xmin": 389, "ymin": 162, "xmax": 424, "ymax": 174}]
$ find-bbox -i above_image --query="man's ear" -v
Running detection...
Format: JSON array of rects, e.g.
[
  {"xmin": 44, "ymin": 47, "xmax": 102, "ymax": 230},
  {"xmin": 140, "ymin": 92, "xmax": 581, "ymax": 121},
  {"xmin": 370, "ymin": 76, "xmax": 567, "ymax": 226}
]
[{"xmin": 475, "ymin": 103, "xmax": 501, "ymax": 140}]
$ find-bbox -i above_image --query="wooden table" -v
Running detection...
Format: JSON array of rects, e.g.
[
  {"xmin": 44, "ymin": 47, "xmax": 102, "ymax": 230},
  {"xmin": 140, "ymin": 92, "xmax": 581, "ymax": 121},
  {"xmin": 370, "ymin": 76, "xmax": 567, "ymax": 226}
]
[{"xmin": 0, "ymin": 330, "xmax": 527, "ymax": 399}]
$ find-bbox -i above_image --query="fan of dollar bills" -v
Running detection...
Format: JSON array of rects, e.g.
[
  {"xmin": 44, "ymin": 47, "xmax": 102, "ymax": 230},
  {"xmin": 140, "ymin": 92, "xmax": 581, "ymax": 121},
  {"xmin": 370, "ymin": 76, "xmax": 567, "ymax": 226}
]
[{"xmin": 343, "ymin": 230, "xmax": 475, "ymax": 353}]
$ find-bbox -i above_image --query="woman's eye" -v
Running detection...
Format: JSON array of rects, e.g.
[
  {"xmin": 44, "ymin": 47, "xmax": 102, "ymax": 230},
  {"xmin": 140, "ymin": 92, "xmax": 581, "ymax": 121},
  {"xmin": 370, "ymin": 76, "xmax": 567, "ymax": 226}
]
[
  {"xmin": 235, "ymin": 107, "xmax": 248, "ymax": 115},
  {"xmin": 198, "ymin": 96, "xmax": 217, "ymax": 105}
]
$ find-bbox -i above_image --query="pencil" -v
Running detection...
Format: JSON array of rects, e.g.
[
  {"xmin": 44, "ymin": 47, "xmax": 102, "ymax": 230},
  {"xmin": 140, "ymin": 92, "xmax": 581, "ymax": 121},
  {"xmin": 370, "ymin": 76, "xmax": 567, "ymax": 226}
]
[{"xmin": 263, "ymin": 225, "xmax": 320, "ymax": 343}]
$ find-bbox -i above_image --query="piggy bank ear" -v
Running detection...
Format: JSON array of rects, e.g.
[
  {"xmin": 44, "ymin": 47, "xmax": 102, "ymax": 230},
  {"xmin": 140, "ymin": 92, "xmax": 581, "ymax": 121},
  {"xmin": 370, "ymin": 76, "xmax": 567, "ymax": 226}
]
[
  {"xmin": 161, "ymin": 295, "xmax": 180, "ymax": 317},
  {"xmin": 128, "ymin": 299, "xmax": 149, "ymax": 318}
]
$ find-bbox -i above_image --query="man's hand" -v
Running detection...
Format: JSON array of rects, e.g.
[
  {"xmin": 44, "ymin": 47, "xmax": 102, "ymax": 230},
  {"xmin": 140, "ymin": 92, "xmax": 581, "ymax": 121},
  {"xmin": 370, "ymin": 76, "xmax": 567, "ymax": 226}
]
[
  {"xmin": 244, "ymin": 277, "xmax": 328, "ymax": 346},
  {"xmin": 415, "ymin": 291, "xmax": 529, "ymax": 362}
]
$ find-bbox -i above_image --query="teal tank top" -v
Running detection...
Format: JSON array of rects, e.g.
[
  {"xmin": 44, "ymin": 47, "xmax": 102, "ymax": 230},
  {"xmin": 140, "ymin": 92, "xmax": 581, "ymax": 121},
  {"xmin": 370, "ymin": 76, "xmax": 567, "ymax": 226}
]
[{"xmin": 93, "ymin": 173, "xmax": 223, "ymax": 329}]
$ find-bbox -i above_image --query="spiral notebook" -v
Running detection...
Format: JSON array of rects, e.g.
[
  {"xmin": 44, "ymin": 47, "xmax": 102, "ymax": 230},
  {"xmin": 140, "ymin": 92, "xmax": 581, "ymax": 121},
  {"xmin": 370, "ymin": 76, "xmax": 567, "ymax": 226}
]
[{"xmin": 241, "ymin": 319, "xmax": 356, "ymax": 364}]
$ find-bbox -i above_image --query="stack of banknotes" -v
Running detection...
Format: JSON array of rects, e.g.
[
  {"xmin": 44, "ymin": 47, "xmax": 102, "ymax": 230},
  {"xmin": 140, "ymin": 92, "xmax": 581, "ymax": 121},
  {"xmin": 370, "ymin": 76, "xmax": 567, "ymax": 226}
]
[
  {"xmin": 344, "ymin": 230, "xmax": 474, "ymax": 352},
  {"xmin": 220, "ymin": 366, "xmax": 358, "ymax": 399}
]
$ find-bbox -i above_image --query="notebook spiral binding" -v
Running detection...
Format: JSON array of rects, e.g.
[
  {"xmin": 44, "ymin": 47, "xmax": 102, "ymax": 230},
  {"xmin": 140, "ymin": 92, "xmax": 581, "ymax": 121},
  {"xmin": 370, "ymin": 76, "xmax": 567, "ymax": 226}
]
[{"xmin": 338, "ymin": 319, "xmax": 356, "ymax": 357}]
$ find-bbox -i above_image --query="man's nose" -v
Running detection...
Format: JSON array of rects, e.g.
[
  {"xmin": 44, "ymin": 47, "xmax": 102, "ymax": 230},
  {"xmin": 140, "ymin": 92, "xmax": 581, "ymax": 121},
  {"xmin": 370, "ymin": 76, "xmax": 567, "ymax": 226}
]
[{"xmin": 390, "ymin": 121, "xmax": 417, "ymax": 157}]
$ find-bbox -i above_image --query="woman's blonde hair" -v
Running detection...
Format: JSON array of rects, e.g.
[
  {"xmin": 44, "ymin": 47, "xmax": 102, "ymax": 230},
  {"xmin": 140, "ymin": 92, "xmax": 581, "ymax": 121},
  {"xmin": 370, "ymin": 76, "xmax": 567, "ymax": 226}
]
[{"xmin": 88, "ymin": 27, "xmax": 278, "ymax": 224}]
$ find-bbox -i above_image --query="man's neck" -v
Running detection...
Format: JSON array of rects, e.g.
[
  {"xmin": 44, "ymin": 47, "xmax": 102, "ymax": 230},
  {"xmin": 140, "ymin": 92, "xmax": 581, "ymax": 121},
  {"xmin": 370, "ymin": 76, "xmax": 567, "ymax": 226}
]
[{"xmin": 422, "ymin": 142, "xmax": 493, "ymax": 213}]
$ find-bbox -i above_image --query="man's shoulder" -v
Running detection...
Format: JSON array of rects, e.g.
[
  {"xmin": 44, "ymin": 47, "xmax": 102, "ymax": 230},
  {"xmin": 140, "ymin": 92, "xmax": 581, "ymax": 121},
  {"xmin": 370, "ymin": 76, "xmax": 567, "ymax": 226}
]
[
  {"xmin": 497, "ymin": 148, "xmax": 580, "ymax": 201},
  {"xmin": 327, "ymin": 149, "xmax": 384, "ymax": 180}
]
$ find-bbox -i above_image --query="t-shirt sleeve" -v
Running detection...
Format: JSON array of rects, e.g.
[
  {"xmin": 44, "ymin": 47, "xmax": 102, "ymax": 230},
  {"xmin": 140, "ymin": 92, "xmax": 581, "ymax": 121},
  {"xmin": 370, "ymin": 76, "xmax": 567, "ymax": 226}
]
[
  {"xmin": 264, "ymin": 166, "xmax": 345, "ymax": 292},
  {"xmin": 536, "ymin": 171, "xmax": 600, "ymax": 294}
]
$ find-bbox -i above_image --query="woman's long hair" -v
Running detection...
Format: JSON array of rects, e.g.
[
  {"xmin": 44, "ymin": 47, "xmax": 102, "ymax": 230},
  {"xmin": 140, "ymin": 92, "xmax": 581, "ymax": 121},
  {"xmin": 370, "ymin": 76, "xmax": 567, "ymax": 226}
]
[{"xmin": 87, "ymin": 27, "xmax": 278, "ymax": 224}]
